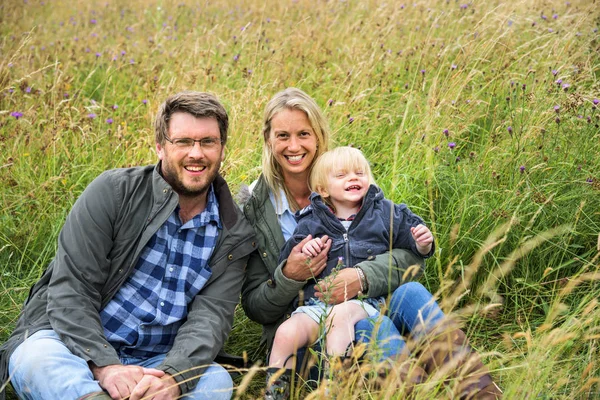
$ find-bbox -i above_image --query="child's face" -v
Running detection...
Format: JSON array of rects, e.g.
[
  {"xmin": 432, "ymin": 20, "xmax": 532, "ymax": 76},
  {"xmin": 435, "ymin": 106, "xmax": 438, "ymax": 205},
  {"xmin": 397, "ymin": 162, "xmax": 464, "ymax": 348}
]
[{"xmin": 324, "ymin": 167, "xmax": 370, "ymax": 212}]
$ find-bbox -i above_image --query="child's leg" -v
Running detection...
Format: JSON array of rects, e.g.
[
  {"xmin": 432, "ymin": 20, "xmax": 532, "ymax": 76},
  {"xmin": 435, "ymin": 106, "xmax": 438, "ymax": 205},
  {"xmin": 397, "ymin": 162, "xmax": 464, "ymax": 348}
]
[
  {"xmin": 324, "ymin": 302, "xmax": 369, "ymax": 357},
  {"xmin": 269, "ymin": 313, "xmax": 319, "ymax": 368}
]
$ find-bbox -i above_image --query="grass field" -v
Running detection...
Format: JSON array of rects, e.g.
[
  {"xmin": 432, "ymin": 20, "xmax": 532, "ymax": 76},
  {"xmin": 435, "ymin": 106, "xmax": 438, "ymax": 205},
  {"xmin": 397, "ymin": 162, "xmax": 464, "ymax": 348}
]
[{"xmin": 1, "ymin": 0, "xmax": 599, "ymax": 398}]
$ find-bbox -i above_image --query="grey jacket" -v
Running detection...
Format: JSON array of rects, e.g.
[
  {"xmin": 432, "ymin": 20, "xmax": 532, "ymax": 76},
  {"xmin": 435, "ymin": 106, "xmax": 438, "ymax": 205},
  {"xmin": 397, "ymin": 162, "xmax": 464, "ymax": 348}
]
[
  {"xmin": 240, "ymin": 175, "xmax": 426, "ymax": 352},
  {"xmin": 0, "ymin": 164, "xmax": 256, "ymax": 398}
]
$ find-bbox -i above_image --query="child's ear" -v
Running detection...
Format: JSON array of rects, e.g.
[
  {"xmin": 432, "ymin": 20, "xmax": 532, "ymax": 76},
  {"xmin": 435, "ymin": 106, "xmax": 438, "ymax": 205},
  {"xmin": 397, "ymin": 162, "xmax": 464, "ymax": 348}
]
[{"xmin": 317, "ymin": 185, "xmax": 329, "ymax": 198}]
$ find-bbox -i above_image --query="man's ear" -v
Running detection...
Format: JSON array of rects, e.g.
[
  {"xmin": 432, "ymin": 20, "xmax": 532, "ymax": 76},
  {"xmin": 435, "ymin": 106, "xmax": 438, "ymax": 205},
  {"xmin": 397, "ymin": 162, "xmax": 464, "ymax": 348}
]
[{"xmin": 156, "ymin": 142, "xmax": 164, "ymax": 160}]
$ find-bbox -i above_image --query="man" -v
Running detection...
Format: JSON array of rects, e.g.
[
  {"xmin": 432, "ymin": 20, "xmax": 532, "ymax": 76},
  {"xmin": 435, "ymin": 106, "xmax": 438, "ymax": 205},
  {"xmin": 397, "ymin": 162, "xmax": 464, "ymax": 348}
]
[{"xmin": 0, "ymin": 91, "xmax": 256, "ymax": 400}]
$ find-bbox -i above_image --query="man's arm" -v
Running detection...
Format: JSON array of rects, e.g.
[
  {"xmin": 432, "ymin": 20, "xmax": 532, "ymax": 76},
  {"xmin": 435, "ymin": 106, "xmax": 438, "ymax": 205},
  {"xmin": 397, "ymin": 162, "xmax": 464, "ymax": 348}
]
[{"xmin": 46, "ymin": 172, "xmax": 121, "ymax": 366}]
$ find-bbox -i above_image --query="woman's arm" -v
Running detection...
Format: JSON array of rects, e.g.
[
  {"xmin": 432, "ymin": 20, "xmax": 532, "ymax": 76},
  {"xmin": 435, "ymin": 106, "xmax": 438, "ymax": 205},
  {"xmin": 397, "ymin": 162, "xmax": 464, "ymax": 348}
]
[
  {"xmin": 241, "ymin": 236, "xmax": 329, "ymax": 325},
  {"xmin": 313, "ymin": 249, "xmax": 424, "ymax": 303}
]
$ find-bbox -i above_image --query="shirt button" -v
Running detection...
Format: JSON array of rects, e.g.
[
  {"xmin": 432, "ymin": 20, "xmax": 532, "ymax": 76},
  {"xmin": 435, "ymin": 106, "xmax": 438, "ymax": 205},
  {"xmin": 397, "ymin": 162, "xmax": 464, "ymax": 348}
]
[
  {"xmin": 267, "ymin": 279, "xmax": 274, "ymax": 288},
  {"xmin": 228, "ymin": 254, "xmax": 233, "ymax": 260},
  {"xmin": 169, "ymin": 267, "xmax": 174, "ymax": 272},
  {"xmin": 262, "ymin": 252, "xmax": 268, "ymax": 258},
  {"xmin": 160, "ymin": 301, "xmax": 165, "ymax": 307}
]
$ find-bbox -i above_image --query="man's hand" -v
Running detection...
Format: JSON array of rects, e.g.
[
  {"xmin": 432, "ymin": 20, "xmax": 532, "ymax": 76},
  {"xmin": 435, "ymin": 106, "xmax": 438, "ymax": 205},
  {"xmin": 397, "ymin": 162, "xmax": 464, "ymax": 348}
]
[
  {"xmin": 90, "ymin": 364, "xmax": 165, "ymax": 400},
  {"xmin": 314, "ymin": 268, "xmax": 362, "ymax": 304},
  {"xmin": 282, "ymin": 235, "xmax": 331, "ymax": 281},
  {"xmin": 129, "ymin": 373, "xmax": 180, "ymax": 400},
  {"xmin": 411, "ymin": 224, "xmax": 433, "ymax": 255}
]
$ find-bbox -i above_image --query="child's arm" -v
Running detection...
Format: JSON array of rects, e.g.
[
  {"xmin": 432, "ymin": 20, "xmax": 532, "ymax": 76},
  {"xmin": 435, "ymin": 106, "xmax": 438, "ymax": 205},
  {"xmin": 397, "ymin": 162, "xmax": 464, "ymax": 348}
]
[
  {"xmin": 411, "ymin": 224, "xmax": 434, "ymax": 256},
  {"xmin": 302, "ymin": 237, "xmax": 326, "ymax": 257},
  {"xmin": 391, "ymin": 202, "xmax": 435, "ymax": 258}
]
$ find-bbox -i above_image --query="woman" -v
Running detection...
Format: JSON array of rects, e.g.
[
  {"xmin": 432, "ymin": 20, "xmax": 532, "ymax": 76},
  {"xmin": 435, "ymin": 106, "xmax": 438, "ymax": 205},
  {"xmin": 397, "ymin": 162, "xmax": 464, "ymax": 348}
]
[{"xmin": 239, "ymin": 88, "xmax": 501, "ymax": 399}]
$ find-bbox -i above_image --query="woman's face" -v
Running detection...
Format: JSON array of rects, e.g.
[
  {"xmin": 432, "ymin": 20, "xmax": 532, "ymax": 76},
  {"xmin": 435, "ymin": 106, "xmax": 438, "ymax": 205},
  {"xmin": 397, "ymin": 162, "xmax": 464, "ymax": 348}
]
[{"xmin": 269, "ymin": 108, "xmax": 318, "ymax": 180}]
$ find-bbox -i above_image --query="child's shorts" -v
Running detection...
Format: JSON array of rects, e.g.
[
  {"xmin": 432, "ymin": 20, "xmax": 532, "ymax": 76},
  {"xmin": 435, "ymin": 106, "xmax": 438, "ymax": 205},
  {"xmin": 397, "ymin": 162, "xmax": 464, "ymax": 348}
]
[{"xmin": 292, "ymin": 297, "xmax": 380, "ymax": 326}]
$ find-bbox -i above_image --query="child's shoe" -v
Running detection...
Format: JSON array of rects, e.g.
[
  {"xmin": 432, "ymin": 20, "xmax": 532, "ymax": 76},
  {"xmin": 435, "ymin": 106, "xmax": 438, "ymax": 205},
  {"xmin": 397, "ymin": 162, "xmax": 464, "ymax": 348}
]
[{"xmin": 265, "ymin": 367, "xmax": 292, "ymax": 400}]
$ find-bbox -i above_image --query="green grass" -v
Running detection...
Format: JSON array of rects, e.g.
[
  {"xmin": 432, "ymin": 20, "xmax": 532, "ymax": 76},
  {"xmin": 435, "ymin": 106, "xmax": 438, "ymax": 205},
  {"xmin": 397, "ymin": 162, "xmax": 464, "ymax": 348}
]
[{"xmin": 1, "ymin": 0, "xmax": 599, "ymax": 398}]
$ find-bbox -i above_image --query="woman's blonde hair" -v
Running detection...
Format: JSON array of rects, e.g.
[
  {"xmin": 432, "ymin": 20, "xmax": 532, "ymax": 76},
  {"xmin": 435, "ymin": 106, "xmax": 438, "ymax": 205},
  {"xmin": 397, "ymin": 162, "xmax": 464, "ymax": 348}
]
[
  {"xmin": 309, "ymin": 146, "xmax": 375, "ymax": 211},
  {"xmin": 261, "ymin": 87, "xmax": 330, "ymax": 211}
]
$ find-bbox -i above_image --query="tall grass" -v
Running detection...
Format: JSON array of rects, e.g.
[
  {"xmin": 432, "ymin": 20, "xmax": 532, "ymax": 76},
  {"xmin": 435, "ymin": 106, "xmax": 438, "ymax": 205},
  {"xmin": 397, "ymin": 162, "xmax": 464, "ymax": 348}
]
[{"xmin": 1, "ymin": 0, "xmax": 599, "ymax": 398}]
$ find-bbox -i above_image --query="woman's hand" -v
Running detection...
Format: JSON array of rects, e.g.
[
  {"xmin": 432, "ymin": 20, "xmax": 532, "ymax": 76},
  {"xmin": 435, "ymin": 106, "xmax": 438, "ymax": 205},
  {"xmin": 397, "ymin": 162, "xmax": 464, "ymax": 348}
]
[
  {"xmin": 314, "ymin": 268, "xmax": 362, "ymax": 304},
  {"xmin": 282, "ymin": 235, "xmax": 331, "ymax": 281}
]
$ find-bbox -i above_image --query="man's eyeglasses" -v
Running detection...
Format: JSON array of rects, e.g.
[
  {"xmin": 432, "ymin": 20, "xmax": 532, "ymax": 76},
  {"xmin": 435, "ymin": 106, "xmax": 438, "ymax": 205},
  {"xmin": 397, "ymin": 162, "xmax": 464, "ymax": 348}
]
[{"xmin": 164, "ymin": 136, "xmax": 223, "ymax": 150}]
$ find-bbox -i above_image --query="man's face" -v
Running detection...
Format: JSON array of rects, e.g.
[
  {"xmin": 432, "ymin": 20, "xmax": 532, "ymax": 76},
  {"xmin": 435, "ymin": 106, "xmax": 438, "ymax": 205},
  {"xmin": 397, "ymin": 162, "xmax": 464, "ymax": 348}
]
[{"xmin": 156, "ymin": 112, "xmax": 224, "ymax": 199}]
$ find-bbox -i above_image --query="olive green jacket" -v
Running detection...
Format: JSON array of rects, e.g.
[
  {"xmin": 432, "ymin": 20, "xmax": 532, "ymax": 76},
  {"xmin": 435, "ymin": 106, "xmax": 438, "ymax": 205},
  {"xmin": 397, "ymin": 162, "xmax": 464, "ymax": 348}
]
[
  {"xmin": 0, "ymin": 164, "xmax": 256, "ymax": 399},
  {"xmin": 240, "ymin": 174, "xmax": 425, "ymax": 352}
]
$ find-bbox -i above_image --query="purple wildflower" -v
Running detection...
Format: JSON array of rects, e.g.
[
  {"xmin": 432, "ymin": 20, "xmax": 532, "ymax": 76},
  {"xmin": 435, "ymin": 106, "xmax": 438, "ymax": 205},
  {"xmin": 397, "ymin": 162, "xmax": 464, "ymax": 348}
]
[
  {"xmin": 556, "ymin": 79, "xmax": 563, "ymax": 85},
  {"xmin": 519, "ymin": 166, "xmax": 526, "ymax": 173},
  {"xmin": 106, "ymin": 118, "xmax": 114, "ymax": 124},
  {"xmin": 553, "ymin": 14, "xmax": 558, "ymax": 19},
  {"xmin": 434, "ymin": 146, "xmax": 440, "ymax": 153},
  {"xmin": 448, "ymin": 142, "xmax": 456, "ymax": 149},
  {"xmin": 443, "ymin": 129, "xmax": 449, "ymax": 136},
  {"xmin": 593, "ymin": 99, "xmax": 599, "ymax": 105},
  {"xmin": 327, "ymin": 99, "xmax": 334, "ymax": 106},
  {"xmin": 87, "ymin": 113, "xmax": 97, "ymax": 119},
  {"xmin": 130, "ymin": 59, "xmax": 135, "ymax": 64},
  {"xmin": 348, "ymin": 117, "xmax": 354, "ymax": 124},
  {"xmin": 9, "ymin": 88, "xmax": 14, "ymax": 93},
  {"xmin": 507, "ymin": 126, "xmax": 513, "ymax": 133},
  {"xmin": 451, "ymin": 64, "xmax": 457, "ymax": 70},
  {"xmin": 420, "ymin": 69, "xmax": 426, "ymax": 75},
  {"xmin": 562, "ymin": 83, "xmax": 570, "ymax": 91},
  {"xmin": 121, "ymin": 50, "xmax": 126, "ymax": 56},
  {"xmin": 113, "ymin": 104, "xmax": 118, "ymax": 110},
  {"xmin": 10, "ymin": 111, "xmax": 23, "ymax": 119},
  {"xmin": 233, "ymin": 54, "xmax": 240, "ymax": 62},
  {"xmin": 587, "ymin": 178, "xmax": 593, "ymax": 183},
  {"xmin": 95, "ymin": 52, "xmax": 101, "ymax": 58},
  {"xmin": 25, "ymin": 87, "xmax": 32, "ymax": 93},
  {"xmin": 142, "ymin": 99, "xmax": 148, "ymax": 104},
  {"xmin": 552, "ymin": 70, "xmax": 558, "ymax": 76},
  {"xmin": 554, "ymin": 105, "xmax": 560, "ymax": 113},
  {"xmin": 91, "ymin": 18, "xmax": 97, "ymax": 24}
]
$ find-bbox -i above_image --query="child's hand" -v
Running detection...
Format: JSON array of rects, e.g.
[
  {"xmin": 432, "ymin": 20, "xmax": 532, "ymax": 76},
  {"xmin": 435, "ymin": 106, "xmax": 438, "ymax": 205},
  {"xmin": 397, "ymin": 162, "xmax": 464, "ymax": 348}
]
[
  {"xmin": 411, "ymin": 224, "xmax": 433, "ymax": 255},
  {"xmin": 302, "ymin": 237, "xmax": 325, "ymax": 257}
]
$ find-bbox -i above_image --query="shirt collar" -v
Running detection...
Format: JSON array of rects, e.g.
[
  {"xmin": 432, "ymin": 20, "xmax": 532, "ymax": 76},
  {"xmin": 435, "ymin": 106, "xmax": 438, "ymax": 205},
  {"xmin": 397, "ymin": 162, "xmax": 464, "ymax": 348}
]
[
  {"xmin": 268, "ymin": 187, "xmax": 293, "ymax": 216},
  {"xmin": 178, "ymin": 184, "xmax": 222, "ymax": 229}
]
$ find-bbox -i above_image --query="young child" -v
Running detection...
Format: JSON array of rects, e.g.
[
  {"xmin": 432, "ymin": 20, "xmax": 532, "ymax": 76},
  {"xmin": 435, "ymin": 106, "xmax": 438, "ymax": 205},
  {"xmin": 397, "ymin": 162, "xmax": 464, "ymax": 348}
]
[{"xmin": 265, "ymin": 146, "xmax": 434, "ymax": 399}]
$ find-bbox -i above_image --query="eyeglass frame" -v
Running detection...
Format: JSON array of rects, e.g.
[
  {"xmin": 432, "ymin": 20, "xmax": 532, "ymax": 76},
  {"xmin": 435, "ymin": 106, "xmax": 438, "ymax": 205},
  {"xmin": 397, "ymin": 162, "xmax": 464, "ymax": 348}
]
[{"xmin": 163, "ymin": 135, "xmax": 224, "ymax": 150}]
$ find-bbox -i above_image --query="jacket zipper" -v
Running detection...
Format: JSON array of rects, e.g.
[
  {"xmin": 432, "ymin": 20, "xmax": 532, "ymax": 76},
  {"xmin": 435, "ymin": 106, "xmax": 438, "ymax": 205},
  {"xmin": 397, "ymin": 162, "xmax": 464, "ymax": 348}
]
[{"xmin": 342, "ymin": 232, "xmax": 351, "ymax": 268}]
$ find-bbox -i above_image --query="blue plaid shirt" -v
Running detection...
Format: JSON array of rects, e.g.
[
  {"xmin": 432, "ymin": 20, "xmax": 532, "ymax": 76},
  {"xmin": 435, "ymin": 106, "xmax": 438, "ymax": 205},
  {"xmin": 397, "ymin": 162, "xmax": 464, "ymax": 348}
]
[{"xmin": 100, "ymin": 185, "xmax": 221, "ymax": 358}]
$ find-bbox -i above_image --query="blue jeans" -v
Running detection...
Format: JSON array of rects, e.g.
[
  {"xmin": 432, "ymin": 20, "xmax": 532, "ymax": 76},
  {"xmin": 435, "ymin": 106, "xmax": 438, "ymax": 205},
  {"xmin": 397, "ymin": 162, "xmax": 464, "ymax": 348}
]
[
  {"xmin": 357, "ymin": 281, "xmax": 445, "ymax": 360},
  {"xmin": 9, "ymin": 330, "xmax": 233, "ymax": 400}
]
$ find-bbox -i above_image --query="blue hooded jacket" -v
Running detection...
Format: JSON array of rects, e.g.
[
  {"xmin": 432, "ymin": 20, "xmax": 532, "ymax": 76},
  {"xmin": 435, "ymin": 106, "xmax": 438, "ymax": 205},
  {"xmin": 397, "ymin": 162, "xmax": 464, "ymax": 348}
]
[{"xmin": 279, "ymin": 184, "xmax": 434, "ymax": 304}]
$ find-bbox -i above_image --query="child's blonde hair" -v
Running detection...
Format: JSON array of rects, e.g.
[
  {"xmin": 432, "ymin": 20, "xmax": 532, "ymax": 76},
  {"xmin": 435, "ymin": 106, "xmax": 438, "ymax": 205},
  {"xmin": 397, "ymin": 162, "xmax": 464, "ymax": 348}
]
[{"xmin": 309, "ymin": 146, "xmax": 375, "ymax": 210}]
